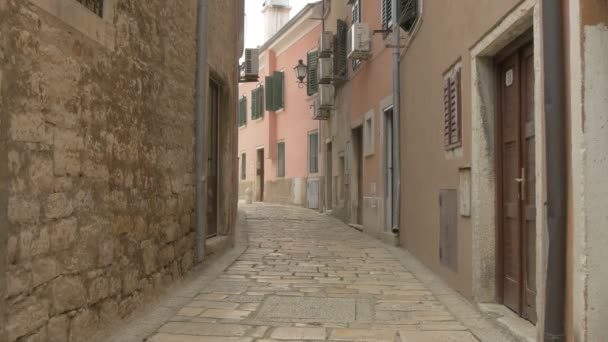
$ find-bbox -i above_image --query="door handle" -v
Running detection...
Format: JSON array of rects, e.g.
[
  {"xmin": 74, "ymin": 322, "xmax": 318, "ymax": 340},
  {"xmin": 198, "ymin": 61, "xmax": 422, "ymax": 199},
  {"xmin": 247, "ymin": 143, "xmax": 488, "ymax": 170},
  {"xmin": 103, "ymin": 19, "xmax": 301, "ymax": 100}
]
[{"xmin": 515, "ymin": 168, "xmax": 525, "ymax": 201}]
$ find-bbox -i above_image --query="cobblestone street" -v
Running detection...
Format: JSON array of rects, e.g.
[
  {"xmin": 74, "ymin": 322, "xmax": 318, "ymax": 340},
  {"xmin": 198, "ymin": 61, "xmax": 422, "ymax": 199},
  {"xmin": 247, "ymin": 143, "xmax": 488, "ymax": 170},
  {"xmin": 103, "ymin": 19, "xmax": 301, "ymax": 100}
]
[{"xmin": 124, "ymin": 204, "xmax": 516, "ymax": 342}]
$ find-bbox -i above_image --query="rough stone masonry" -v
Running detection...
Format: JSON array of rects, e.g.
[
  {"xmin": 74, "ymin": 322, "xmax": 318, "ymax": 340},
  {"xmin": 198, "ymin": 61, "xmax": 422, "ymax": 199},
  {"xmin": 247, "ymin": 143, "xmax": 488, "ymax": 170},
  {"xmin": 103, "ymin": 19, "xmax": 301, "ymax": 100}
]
[{"xmin": 0, "ymin": 0, "xmax": 241, "ymax": 341}]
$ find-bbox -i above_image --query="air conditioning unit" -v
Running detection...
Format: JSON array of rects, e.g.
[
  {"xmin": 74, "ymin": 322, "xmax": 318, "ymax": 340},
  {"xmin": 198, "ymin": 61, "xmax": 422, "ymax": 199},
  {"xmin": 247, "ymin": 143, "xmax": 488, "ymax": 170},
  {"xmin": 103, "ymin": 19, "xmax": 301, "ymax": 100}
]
[
  {"xmin": 318, "ymin": 84, "xmax": 335, "ymax": 109},
  {"xmin": 347, "ymin": 23, "xmax": 371, "ymax": 60},
  {"xmin": 243, "ymin": 48, "xmax": 259, "ymax": 77},
  {"xmin": 318, "ymin": 57, "xmax": 334, "ymax": 84},
  {"xmin": 319, "ymin": 31, "xmax": 334, "ymax": 57},
  {"xmin": 312, "ymin": 97, "xmax": 331, "ymax": 120}
]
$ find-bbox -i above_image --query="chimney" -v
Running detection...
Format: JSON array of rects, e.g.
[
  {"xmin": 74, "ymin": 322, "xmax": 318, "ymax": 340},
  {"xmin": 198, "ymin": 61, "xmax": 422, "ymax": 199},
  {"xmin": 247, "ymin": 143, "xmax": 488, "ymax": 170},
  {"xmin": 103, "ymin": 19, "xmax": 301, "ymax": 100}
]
[{"xmin": 263, "ymin": 0, "xmax": 291, "ymax": 41}]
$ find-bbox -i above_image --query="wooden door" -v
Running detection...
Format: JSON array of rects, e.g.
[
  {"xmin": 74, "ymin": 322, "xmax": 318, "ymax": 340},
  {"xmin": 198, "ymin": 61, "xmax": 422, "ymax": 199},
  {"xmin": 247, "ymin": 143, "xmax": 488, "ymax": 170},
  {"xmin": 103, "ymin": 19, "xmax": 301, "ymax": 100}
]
[
  {"xmin": 498, "ymin": 43, "xmax": 536, "ymax": 323},
  {"xmin": 353, "ymin": 127, "xmax": 363, "ymax": 224},
  {"xmin": 256, "ymin": 149, "xmax": 264, "ymax": 202},
  {"xmin": 384, "ymin": 109, "xmax": 394, "ymax": 232}
]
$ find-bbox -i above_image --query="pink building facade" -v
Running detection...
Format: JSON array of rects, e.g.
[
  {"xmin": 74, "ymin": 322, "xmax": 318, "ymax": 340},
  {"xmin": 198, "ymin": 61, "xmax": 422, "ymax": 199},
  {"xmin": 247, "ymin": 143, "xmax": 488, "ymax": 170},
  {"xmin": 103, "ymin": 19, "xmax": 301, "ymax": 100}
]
[{"xmin": 238, "ymin": 3, "xmax": 324, "ymax": 208}]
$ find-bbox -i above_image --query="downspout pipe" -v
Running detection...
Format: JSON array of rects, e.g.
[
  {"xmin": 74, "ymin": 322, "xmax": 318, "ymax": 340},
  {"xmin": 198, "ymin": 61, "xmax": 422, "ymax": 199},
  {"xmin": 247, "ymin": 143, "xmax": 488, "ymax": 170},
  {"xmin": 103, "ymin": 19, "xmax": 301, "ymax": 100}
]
[
  {"xmin": 542, "ymin": 1, "xmax": 566, "ymax": 341},
  {"xmin": 195, "ymin": 0, "xmax": 209, "ymax": 264},
  {"xmin": 391, "ymin": 0, "xmax": 401, "ymax": 234}
]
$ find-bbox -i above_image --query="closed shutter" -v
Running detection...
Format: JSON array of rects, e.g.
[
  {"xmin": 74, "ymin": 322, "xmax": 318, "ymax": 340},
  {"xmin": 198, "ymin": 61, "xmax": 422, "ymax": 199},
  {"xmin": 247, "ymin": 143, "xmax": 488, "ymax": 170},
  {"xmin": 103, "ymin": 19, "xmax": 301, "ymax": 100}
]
[
  {"xmin": 273, "ymin": 71, "xmax": 284, "ymax": 110},
  {"xmin": 334, "ymin": 20, "xmax": 348, "ymax": 78},
  {"xmin": 398, "ymin": 0, "xmax": 418, "ymax": 32},
  {"xmin": 309, "ymin": 132, "xmax": 319, "ymax": 173},
  {"xmin": 443, "ymin": 69, "xmax": 462, "ymax": 149},
  {"xmin": 307, "ymin": 51, "xmax": 319, "ymax": 96},
  {"xmin": 352, "ymin": 0, "xmax": 361, "ymax": 23},
  {"xmin": 241, "ymin": 153, "xmax": 246, "ymax": 180},
  {"xmin": 277, "ymin": 142, "xmax": 285, "ymax": 177},
  {"xmin": 258, "ymin": 85, "xmax": 264, "ymax": 119},
  {"xmin": 382, "ymin": 0, "xmax": 392, "ymax": 30},
  {"xmin": 265, "ymin": 76, "xmax": 274, "ymax": 111},
  {"xmin": 239, "ymin": 96, "xmax": 247, "ymax": 126},
  {"xmin": 251, "ymin": 88, "xmax": 258, "ymax": 119}
]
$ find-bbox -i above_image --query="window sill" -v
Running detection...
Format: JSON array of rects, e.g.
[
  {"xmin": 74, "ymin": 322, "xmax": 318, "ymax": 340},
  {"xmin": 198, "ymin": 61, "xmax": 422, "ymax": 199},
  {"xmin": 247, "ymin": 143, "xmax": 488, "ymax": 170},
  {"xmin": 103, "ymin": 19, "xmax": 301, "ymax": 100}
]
[
  {"xmin": 30, "ymin": 0, "xmax": 115, "ymax": 50},
  {"xmin": 239, "ymin": 124, "xmax": 247, "ymax": 130},
  {"xmin": 252, "ymin": 117, "xmax": 264, "ymax": 123}
]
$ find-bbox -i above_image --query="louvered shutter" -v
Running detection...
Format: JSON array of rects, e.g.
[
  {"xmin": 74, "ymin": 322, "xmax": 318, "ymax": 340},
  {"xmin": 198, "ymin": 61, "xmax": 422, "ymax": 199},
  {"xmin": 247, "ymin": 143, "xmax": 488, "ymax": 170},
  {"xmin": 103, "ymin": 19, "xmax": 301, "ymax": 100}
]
[
  {"xmin": 251, "ymin": 89, "xmax": 258, "ymax": 119},
  {"xmin": 443, "ymin": 69, "xmax": 462, "ymax": 148},
  {"xmin": 382, "ymin": 0, "xmax": 392, "ymax": 30},
  {"xmin": 265, "ymin": 76, "xmax": 274, "ymax": 111},
  {"xmin": 307, "ymin": 51, "xmax": 319, "ymax": 96},
  {"xmin": 334, "ymin": 20, "xmax": 348, "ymax": 78},
  {"xmin": 258, "ymin": 85, "xmax": 264, "ymax": 118},
  {"xmin": 239, "ymin": 96, "xmax": 247, "ymax": 126},
  {"xmin": 277, "ymin": 142, "xmax": 285, "ymax": 177},
  {"xmin": 273, "ymin": 71, "xmax": 284, "ymax": 110}
]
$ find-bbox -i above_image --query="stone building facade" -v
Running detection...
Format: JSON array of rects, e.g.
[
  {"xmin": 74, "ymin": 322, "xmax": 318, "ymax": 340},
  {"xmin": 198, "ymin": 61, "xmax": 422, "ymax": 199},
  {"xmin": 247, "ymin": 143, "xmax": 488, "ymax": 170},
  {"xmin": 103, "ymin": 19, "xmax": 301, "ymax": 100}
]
[{"xmin": 0, "ymin": 0, "xmax": 243, "ymax": 341}]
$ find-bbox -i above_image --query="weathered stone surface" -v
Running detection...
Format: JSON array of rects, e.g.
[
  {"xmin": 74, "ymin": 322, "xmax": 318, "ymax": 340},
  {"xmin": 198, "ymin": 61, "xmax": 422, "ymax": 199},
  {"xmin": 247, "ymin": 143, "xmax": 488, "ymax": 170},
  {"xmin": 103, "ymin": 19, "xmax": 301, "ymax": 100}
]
[
  {"xmin": 19, "ymin": 227, "xmax": 50, "ymax": 260},
  {"xmin": 399, "ymin": 331, "xmax": 479, "ymax": 341},
  {"xmin": 88, "ymin": 277, "xmax": 110, "ymax": 304},
  {"xmin": 48, "ymin": 217, "xmax": 77, "ymax": 252},
  {"xmin": 159, "ymin": 322, "xmax": 250, "ymax": 336},
  {"xmin": 32, "ymin": 257, "xmax": 59, "ymax": 287},
  {"xmin": 270, "ymin": 327, "xmax": 327, "ymax": 340},
  {"xmin": 51, "ymin": 276, "xmax": 86, "ymax": 314},
  {"xmin": 141, "ymin": 240, "xmax": 158, "ymax": 274},
  {"xmin": 7, "ymin": 265, "xmax": 32, "ymax": 296},
  {"xmin": 6, "ymin": 298, "xmax": 49, "ymax": 341},
  {"xmin": 329, "ymin": 328, "xmax": 397, "ymax": 341},
  {"xmin": 47, "ymin": 314, "xmax": 69, "ymax": 342},
  {"xmin": 44, "ymin": 193, "xmax": 73, "ymax": 219},
  {"xmin": 53, "ymin": 149, "xmax": 80, "ymax": 176},
  {"xmin": 28, "ymin": 153, "xmax": 53, "ymax": 193},
  {"xmin": 8, "ymin": 197, "xmax": 40, "ymax": 223},
  {"xmin": 7, "ymin": 234, "xmax": 18, "ymax": 264},
  {"xmin": 69, "ymin": 309, "xmax": 99, "ymax": 342},
  {"xmin": 9, "ymin": 112, "xmax": 46, "ymax": 142}
]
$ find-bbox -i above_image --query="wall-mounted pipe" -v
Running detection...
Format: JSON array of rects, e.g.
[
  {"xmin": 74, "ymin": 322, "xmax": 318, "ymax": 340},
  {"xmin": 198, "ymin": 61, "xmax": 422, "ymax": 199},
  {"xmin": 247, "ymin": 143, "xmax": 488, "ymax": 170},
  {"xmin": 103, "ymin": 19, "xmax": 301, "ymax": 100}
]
[
  {"xmin": 391, "ymin": 0, "xmax": 401, "ymax": 234},
  {"xmin": 542, "ymin": 0, "xmax": 567, "ymax": 340},
  {"xmin": 195, "ymin": 0, "xmax": 209, "ymax": 263}
]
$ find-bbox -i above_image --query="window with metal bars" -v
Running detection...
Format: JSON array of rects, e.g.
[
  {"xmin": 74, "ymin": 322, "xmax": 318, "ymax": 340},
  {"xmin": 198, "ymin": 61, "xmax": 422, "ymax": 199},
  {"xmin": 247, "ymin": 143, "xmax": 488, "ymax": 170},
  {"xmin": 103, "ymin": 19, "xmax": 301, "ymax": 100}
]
[
  {"xmin": 398, "ymin": 0, "xmax": 419, "ymax": 32},
  {"xmin": 76, "ymin": 0, "xmax": 104, "ymax": 17}
]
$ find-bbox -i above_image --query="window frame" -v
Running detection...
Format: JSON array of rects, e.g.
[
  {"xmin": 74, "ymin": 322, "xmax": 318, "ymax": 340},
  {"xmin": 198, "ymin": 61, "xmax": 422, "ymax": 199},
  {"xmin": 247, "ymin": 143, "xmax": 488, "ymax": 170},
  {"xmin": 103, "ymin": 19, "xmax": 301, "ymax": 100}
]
[
  {"xmin": 241, "ymin": 153, "xmax": 247, "ymax": 180},
  {"xmin": 277, "ymin": 141, "xmax": 286, "ymax": 177},
  {"xmin": 443, "ymin": 65, "xmax": 463, "ymax": 150}
]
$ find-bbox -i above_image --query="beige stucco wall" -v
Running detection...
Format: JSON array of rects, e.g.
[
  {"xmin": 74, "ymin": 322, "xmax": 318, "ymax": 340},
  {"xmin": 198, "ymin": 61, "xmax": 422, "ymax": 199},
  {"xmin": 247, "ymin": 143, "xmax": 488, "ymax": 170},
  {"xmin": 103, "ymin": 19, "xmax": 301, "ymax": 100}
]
[
  {"xmin": 0, "ymin": 0, "xmax": 242, "ymax": 340},
  {"xmin": 399, "ymin": 0, "xmax": 523, "ymax": 298}
]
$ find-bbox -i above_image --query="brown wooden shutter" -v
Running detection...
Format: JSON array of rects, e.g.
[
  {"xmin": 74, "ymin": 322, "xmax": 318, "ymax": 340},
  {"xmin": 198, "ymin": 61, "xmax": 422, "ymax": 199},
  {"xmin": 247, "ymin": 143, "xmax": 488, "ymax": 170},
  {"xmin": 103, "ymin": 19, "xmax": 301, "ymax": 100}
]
[
  {"xmin": 443, "ymin": 69, "xmax": 462, "ymax": 149},
  {"xmin": 443, "ymin": 78, "xmax": 452, "ymax": 147},
  {"xmin": 334, "ymin": 20, "xmax": 348, "ymax": 80}
]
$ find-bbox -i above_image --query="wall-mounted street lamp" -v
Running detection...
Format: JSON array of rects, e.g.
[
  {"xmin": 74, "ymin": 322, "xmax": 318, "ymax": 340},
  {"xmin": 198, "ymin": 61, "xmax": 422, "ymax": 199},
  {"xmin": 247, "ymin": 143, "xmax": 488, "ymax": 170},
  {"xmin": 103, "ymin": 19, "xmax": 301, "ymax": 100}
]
[{"xmin": 293, "ymin": 59, "xmax": 308, "ymax": 88}]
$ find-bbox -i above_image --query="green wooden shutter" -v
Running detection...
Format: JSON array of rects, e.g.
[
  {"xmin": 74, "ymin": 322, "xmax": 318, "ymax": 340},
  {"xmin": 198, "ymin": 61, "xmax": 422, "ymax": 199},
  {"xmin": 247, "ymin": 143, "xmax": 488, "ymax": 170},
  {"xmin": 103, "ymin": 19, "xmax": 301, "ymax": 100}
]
[
  {"xmin": 307, "ymin": 51, "xmax": 319, "ymax": 96},
  {"xmin": 277, "ymin": 142, "xmax": 285, "ymax": 177},
  {"xmin": 258, "ymin": 85, "xmax": 264, "ymax": 118},
  {"xmin": 251, "ymin": 89, "xmax": 257, "ymax": 119},
  {"xmin": 273, "ymin": 71, "xmax": 284, "ymax": 110},
  {"xmin": 265, "ymin": 76, "xmax": 274, "ymax": 111},
  {"xmin": 239, "ymin": 96, "xmax": 247, "ymax": 126}
]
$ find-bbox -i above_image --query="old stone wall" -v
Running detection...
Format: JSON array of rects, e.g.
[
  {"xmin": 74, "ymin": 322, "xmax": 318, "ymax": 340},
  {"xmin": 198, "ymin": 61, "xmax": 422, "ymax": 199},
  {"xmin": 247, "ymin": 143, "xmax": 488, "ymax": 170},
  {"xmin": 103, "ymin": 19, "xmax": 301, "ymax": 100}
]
[{"xmin": 0, "ymin": 0, "xmax": 241, "ymax": 341}]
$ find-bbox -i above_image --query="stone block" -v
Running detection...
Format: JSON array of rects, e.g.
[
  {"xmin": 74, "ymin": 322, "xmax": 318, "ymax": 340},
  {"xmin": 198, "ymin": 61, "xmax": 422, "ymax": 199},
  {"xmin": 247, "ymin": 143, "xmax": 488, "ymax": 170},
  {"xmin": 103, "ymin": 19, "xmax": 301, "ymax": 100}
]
[
  {"xmin": 69, "ymin": 309, "xmax": 99, "ymax": 342},
  {"xmin": 53, "ymin": 128, "xmax": 84, "ymax": 150},
  {"xmin": 329, "ymin": 328, "xmax": 397, "ymax": 341},
  {"xmin": 19, "ymin": 227, "xmax": 50, "ymax": 261},
  {"xmin": 32, "ymin": 257, "xmax": 60, "ymax": 287},
  {"xmin": 6, "ymin": 297, "xmax": 49, "ymax": 342},
  {"xmin": 98, "ymin": 237, "xmax": 117, "ymax": 266},
  {"xmin": 49, "ymin": 217, "xmax": 77, "ymax": 252},
  {"xmin": 51, "ymin": 276, "xmax": 86, "ymax": 314},
  {"xmin": 24, "ymin": 327, "xmax": 47, "ymax": 342},
  {"xmin": 270, "ymin": 327, "xmax": 327, "ymax": 340},
  {"xmin": 88, "ymin": 277, "xmax": 110, "ymax": 304},
  {"xmin": 47, "ymin": 314, "xmax": 69, "ymax": 342},
  {"xmin": 159, "ymin": 322, "xmax": 251, "ymax": 336},
  {"xmin": 122, "ymin": 269, "xmax": 140, "ymax": 295},
  {"xmin": 53, "ymin": 149, "xmax": 81, "ymax": 176},
  {"xmin": 8, "ymin": 265, "xmax": 32, "ymax": 297},
  {"xmin": 10, "ymin": 111, "xmax": 46, "ymax": 142},
  {"xmin": 44, "ymin": 193, "xmax": 73, "ymax": 219},
  {"xmin": 7, "ymin": 234, "xmax": 18, "ymax": 264},
  {"xmin": 159, "ymin": 244, "xmax": 175, "ymax": 267},
  {"xmin": 8, "ymin": 197, "xmax": 41, "ymax": 223},
  {"xmin": 59, "ymin": 243, "xmax": 96, "ymax": 274},
  {"xmin": 28, "ymin": 152, "xmax": 54, "ymax": 193},
  {"xmin": 141, "ymin": 240, "xmax": 158, "ymax": 275}
]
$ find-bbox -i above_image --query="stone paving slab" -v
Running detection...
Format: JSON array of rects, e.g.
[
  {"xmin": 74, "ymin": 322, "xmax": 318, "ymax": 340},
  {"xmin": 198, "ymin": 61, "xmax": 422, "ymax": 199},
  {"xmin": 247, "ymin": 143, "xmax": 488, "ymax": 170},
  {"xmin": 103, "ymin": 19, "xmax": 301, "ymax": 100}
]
[{"xmin": 109, "ymin": 204, "xmax": 520, "ymax": 342}]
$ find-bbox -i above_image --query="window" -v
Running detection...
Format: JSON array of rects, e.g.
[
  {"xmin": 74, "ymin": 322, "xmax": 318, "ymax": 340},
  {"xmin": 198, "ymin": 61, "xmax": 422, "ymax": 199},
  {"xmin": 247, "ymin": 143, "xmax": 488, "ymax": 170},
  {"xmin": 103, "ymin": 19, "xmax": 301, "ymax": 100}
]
[
  {"xmin": 277, "ymin": 142, "xmax": 285, "ymax": 177},
  {"xmin": 76, "ymin": 0, "xmax": 104, "ymax": 17},
  {"xmin": 309, "ymin": 132, "xmax": 319, "ymax": 173},
  {"xmin": 238, "ymin": 96, "xmax": 247, "ymax": 127},
  {"xmin": 398, "ymin": 0, "xmax": 419, "ymax": 32},
  {"xmin": 307, "ymin": 50, "xmax": 319, "ymax": 96},
  {"xmin": 241, "ymin": 153, "xmax": 246, "ymax": 180},
  {"xmin": 265, "ymin": 71, "xmax": 285, "ymax": 111},
  {"xmin": 443, "ymin": 66, "xmax": 462, "ymax": 149},
  {"xmin": 251, "ymin": 85, "xmax": 264, "ymax": 120}
]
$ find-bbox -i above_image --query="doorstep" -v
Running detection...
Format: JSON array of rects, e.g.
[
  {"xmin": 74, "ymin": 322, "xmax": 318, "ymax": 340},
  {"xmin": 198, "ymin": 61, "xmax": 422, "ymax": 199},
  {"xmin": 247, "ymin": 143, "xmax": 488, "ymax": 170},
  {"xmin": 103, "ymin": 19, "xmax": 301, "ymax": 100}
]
[{"xmin": 479, "ymin": 304, "xmax": 537, "ymax": 342}]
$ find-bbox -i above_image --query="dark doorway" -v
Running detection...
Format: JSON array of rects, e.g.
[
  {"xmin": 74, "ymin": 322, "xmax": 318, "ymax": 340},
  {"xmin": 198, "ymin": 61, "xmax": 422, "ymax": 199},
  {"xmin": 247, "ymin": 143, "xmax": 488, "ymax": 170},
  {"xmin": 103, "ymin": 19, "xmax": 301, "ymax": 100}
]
[
  {"xmin": 256, "ymin": 148, "xmax": 264, "ymax": 202},
  {"xmin": 497, "ymin": 42, "xmax": 537, "ymax": 323},
  {"xmin": 352, "ymin": 126, "xmax": 363, "ymax": 225},
  {"xmin": 206, "ymin": 80, "xmax": 220, "ymax": 238},
  {"xmin": 326, "ymin": 142, "xmax": 333, "ymax": 210},
  {"xmin": 384, "ymin": 107, "xmax": 394, "ymax": 232}
]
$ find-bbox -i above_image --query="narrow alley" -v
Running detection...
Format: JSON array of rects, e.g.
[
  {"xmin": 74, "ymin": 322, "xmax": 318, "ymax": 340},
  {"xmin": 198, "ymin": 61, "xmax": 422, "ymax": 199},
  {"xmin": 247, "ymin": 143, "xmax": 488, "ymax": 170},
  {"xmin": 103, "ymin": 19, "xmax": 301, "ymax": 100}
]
[{"xmin": 109, "ymin": 205, "xmax": 518, "ymax": 342}]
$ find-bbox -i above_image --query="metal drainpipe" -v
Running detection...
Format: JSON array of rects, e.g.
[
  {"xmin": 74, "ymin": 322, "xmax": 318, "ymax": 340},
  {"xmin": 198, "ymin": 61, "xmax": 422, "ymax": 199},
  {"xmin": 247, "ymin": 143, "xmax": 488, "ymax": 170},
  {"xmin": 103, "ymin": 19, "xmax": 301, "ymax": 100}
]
[
  {"xmin": 195, "ymin": 0, "xmax": 209, "ymax": 264},
  {"xmin": 391, "ymin": 0, "xmax": 401, "ymax": 234},
  {"xmin": 542, "ymin": 0, "xmax": 566, "ymax": 341}
]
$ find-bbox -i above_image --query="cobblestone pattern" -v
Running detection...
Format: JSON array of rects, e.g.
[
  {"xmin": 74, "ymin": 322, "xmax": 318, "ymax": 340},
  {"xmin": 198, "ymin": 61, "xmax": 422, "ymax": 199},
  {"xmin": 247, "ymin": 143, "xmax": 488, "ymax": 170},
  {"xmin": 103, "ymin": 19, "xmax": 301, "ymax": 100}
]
[
  {"xmin": 147, "ymin": 205, "xmax": 483, "ymax": 341},
  {"xmin": 0, "ymin": 0, "xmax": 240, "ymax": 341}
]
